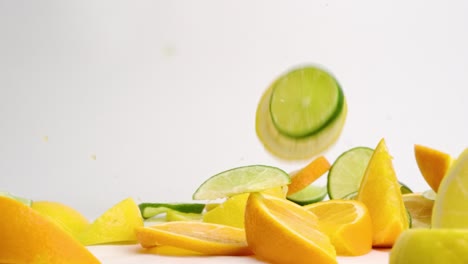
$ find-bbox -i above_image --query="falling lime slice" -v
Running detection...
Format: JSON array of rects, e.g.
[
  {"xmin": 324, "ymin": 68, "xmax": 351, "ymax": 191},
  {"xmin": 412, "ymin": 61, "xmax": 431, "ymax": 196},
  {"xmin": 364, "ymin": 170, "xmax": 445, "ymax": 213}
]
[
  {"xmin": 256, "ymin": 69, "xmax": 347, "ymax": 160},
  {"xmin": 390, "ymin": 229, "xmax": 468, "ymax": 264},
  {"xmin": 192, "ymin": 165, "xmax": 290, "ymax": 200},
  {"xmin": 327, "ymin": 147, "xmax": 374, "ymax": 199},
  {"xmin": 139, "ymin": 203, "xmax": 206, "ymax": 220},
  {"xmin": 286, "ymin": 185, "xmax": 327, "ymax": 206},
  {"xmin": 432, "ymin": 148, "xmax": 468, "ymax": 228},
  {"xmin": 0, "ymin": 191, "xmax": 32, "ymax": 206}
]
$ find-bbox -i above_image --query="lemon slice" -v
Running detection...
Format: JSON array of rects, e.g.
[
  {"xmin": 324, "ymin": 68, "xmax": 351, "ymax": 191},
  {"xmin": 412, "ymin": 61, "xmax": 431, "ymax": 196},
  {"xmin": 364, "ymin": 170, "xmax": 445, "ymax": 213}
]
[{"xmin": 256, "ymin": 65, "xmax": 347, "ymax": 160}]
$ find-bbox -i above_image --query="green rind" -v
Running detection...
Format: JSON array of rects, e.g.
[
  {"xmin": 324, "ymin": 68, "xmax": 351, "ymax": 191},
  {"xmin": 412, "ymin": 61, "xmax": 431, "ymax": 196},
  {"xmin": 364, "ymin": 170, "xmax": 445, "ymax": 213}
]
[
  {"xmin": 286, "ymin": 185, "xmax": 327, "ymax": 206},
  {"xmin": 139, "ymin": 203, "xmax": 205, "ymax": 219},
  {"xmin": 327, "ymin": 147, "xmax": 374, "ymax": 199},
  {"xmin": 192, "ymin": 165, "xmax": 291, "ymax": 200},
  {"xmin": 269, "ymin": 66, "xmax": 344, "ymax": 138}
]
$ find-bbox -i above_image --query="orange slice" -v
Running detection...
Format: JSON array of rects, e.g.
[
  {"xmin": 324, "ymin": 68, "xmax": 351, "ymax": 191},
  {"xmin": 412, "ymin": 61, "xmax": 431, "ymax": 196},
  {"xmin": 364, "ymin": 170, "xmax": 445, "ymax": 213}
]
[
  {"xmin": 244, "ymin": 193, "xmax": 337, "ymax": 264},
  {"xmin": 304, "ymin": 200, "xmax": 372, "ymax": 256},
  {"xmin": 135, "ymin": 221, "xmax": 251, "ymax": 256},
  {"xmin": 287, "ymin": 156, "xmax": 331, "ymax": 195},
  {"xmin": 0, "ymin": 196, "xmax": 100, "ymax": 264},
  {"xmin": 414, "ymin": 144, "xmax": 453, "ymax": 192},
  {"xmin": 357, "ymin": 138, "xmax": 409, "ymax": 247}
]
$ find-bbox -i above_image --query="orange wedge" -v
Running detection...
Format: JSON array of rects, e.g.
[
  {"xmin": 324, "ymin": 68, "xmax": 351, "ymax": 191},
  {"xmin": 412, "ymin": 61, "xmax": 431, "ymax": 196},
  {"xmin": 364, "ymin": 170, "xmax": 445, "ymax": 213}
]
[
  {"xmin": 414, "ymin": 144, "xmax": 453, "ymax": 192},
  {"xmin": 304, "ymin": 200, "xmax": 372, "ymax": 256},
  {"xmin": 135, "ymin": 221, "xmax": 251, "ymax": 256},
  {"xmin": 0, "ymin": 196, "xmax": 100, "ymax": 264},
  {"xmin": 357, "ymin": 138, "xmax": 409, "ymax": 247},
  {"xmin": 287, "ymin": 156, "xmax": 331, "ymax": 195},
  {"xmin": 244, "ymin": 193, "xmax": 337, "ymax": 264}
]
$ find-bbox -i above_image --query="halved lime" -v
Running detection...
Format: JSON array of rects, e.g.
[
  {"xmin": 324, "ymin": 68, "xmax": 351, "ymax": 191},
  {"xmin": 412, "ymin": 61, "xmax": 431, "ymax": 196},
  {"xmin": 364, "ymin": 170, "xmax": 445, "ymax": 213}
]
[
  {"xmin": 270, "ymin": 66, "xmax": 344, "ymax": 138},
  {"xmin": 432, "ymin": 148, "xmax": 468, "ymax": 228},
  {"xmin": 192, "ymin": 165, "xmax": 290, "ymax": 200},
  {"xmin": 286, "ymin": 185, "xmax": 327, "ymax": 206},
  {"xmin": 0, "ymin": 191, "xmax": 32, "ymax": 206},
  {"xmin": 139, "ymin": 203, "xmax": 205, "ymax": 219},
  {"xmin": 327, "ymin": 147, "xmax": 374, "ymax": 199},
  {"xmin": 256, "ymin": 68, "xmax": 347, "ymax": 160}
]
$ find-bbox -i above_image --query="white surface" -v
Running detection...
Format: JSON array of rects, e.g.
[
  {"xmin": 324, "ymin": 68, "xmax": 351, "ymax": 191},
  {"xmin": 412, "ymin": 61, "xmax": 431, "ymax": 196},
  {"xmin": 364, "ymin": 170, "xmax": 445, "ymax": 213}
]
[
  {"xmin": 1, "ymin": 0, "xmax": 468, "ymax": 220},
  {"xmin": 88, "ymin": 245, "xmax": 390, "ymax": 264}
]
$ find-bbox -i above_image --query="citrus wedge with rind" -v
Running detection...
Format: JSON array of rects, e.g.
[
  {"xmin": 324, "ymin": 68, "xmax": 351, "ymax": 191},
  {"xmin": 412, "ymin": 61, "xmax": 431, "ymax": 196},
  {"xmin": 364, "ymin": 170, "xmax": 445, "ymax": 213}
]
[
  {"xmin": 286, "ymin": 185, "xmax": 327, "ymax": 206},
  {"xmin": 402, "ymin": 193, "xmax": 434, "ymax": 229},
  {"xmin": 138, "ymin": 203, "xmax": 205, "ymax": 219},
  {"xmin": 356, "ymin": 139, "xmax": 409, "ymax": 247},
  {"xmin": 327, "ymin": 147, "xmax": 373, "ymax": 199},
  {"xmin": 256, "ymin": 68, "xmax": 347, "ymax": 161},
  {"xmin": 432, "ymin": 148, "xmax": 468, "ymax": 228},
  {"xmin": 269, "ymin": 66, "xmax": 344, "ymax": 138},
  {"xmin": 192, "ymin": 165, "xmax": 290, "ymax": 200},
  {"xmin": 390, "ymin": 229, "xmax": 468, "ymax": 264},
  {"xmin": 304, "ymin": 200, "xmax": 372, "ymax": 256},
  {"xmin": 287, "ymin": 155, "xmax": 331, "ymax": 195},
  {"xmin": 414, "ymin": 144, "xmax": 453, "ymax": 193},
  {"xmin": 78, "ymin": 197, "xmax": 143, "ymax": 245},
  {"xmin": 135, "ymin": 222, "xmax": 251, "ymax": 256},
  {"xmin": 0, "ymin": 196, "xmax": 100, "ymax": 264},
  {"xmin": 32, "ymin": 201, "xmax": 90, "ymax": 239},
  {"xmin": 244, "ymin": 193, "xmax": 337, "ymax": 264}
]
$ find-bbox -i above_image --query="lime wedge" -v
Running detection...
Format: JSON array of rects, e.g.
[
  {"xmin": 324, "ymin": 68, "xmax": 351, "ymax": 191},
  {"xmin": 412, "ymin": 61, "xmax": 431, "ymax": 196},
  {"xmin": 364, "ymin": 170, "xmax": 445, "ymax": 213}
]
[
  {"xmin": 192, "ymin": 165, "xmax": 290, "ymax": 200},
  {"xmin": 390, "ymin": 229, "xmax": 468, "ymax": 264},
  {"xmin": 256, "ymin": 69, "xmax": 347, "ymax": 160},
  {"xmin": 0, "ymin": 191, "xmax": 32, "ymax": 206},
  {"xmin": 139, "ymin": 203, "xmax": 205, "ymax": 219},
  {"xmin": 327, "ymin": 147, "xmax": 373, "ymax": 199},
  {"xmin": 286, "ymin": 185, "xmax": 327, "ymax": 206},
  {"xmin": 269, "ymin": 66, "xmax": 344, "ymax": 138},
  {"xmin": 432, "ymin": 148, "xmax": 468, "ymax": 228}
]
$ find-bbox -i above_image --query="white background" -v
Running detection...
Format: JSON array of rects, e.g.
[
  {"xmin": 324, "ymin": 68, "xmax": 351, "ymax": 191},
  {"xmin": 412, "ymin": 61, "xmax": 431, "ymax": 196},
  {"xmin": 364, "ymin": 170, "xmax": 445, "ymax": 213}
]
[{"xmin": 1, "ymin": 0, "xmax": 467, "ymax": 219}]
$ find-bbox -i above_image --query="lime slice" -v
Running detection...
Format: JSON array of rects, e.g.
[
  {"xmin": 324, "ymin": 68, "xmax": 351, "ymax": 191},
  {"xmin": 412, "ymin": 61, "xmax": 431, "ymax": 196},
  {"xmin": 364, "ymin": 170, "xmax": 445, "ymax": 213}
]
[
  {"xmin": 390, "ymin": 229, "xmax": 468, "ymax": 264},
  {"xmin": 327, "ymin": 147, "xmax": 374, "ymax": 199},
  {"xmin": 192, "ymin": 165, "xmax": 290, "ymax": 200},
  {"xmin": 269, "ymin": 66, "xmax": 344, "ymax": 138},
  {"xmin": 0, "ymin": 191, "xmax": 32, "ymax": 206},
  {"xmin": 139, "ymin": 203, "xmax": 205, "ymax": 220},
  {"xmin": 286, "ymin": 185, "xmax": 327, "ymax": 206},
  {"xmin": 432, "ymin": 148, "xmax": 468, "ymax": 228},
  {"xmin": 256, "ymin": 75, "xmax": 347, "ymax": 160}
]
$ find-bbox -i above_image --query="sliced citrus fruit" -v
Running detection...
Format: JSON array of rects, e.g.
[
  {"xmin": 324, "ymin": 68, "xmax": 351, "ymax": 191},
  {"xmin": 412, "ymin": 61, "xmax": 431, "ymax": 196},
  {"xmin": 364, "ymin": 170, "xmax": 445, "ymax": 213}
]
[
  {"xmin": 286, "ymin": 185, "xmax": 327, "ymax": 206},
  {"xmin": 192, "ymin": 165, "xmax": 290, "ymax": 200},
  {"xmin": 287, "ymin": 155, "xmax": 331, "ymax": 195},
  {"xmin": 135, "ymin": 222, "xmax": 251, "ymax": 256},
  {"xmin": 0, "ymin": 196, "xmax": 100, "ymax": 264},
  {"xmin": 402, "ymin": 193, "xmax": 434, "ymax": 229},
  {"xmin": 244, "ymin": 193, "xmax": 336, "ymax": 264},
  {"xmin": 32, "ymin": 200, "xmax": 90, "ymax": 238},
  {"xmin": 432, "ymin": 148, "xmax": 468, "ymax": 228},
  {"xmin": 269, "ymin": 66, "xmax": 344, "ymax": 138},
  {"xmin": 203, "ymin": 186, "xmax": 286, "ymax": 228},
  {"xmin": 390, "ymin": 229, "xmax": 468, "ymax": 264},
  {"xmin": 78, "ymin": 197, "xmax": 143, "ymax": 245},
  {"xmin": 357, "ymin": 139, "xmax": 409, "ymax": 247},
  {"xmin": 138, "ymin": 202, "xmax": 205, "ymax": 219},
  {"xmin": 414, "ymin": 144, "xmax": 453, "ymax": 192},
  {"xmin": 0, "ymin": 191, "xmax": 32, "ymax": 206},
  {"xmin": 255, "ymin": 67, "xmax": 347, "ymax": 160},
  {"xmin": 327, "ymin": 147, "xmax": 373, "ymax": 199},
  {"xmin": 165, "ymin": 210, "xmax": 202, "ymax": 222},
  {"xmin": 304, "ymin": 200, "xmax": 372, "ymax": 256}
]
